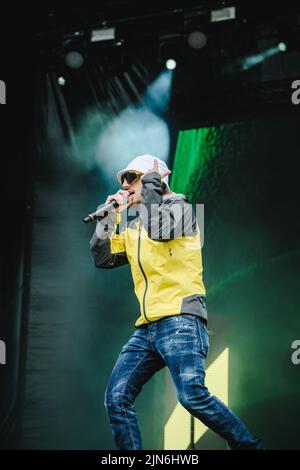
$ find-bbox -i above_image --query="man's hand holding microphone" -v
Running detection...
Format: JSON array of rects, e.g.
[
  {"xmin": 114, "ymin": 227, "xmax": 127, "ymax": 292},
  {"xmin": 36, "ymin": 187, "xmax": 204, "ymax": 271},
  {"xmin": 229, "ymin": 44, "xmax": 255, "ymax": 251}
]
[
  {"xmin": 83, "ymin": 189, "xmax": 134, "ymax": 223},
  {"xmin": 104, "ymin": 189, "xmax": 134, "ymax": 213}
]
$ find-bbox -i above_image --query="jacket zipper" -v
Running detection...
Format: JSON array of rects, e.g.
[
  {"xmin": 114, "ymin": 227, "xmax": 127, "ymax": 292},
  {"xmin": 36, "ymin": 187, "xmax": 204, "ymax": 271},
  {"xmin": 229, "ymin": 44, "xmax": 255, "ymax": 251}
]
[{"xmin": 137, "ymin": 220, "xmax": 149, "ymax": 321}]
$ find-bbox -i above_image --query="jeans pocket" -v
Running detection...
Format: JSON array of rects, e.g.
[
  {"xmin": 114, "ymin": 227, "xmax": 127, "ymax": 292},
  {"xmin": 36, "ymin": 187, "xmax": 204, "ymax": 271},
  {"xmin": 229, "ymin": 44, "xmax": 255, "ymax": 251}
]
[
  {"xmin": 179, "ymin": 314, "xmax": 198, "ymax": 333},
  {"xmin": 196, "ymin": 320, "xmax": 209, "ymax": 358}
]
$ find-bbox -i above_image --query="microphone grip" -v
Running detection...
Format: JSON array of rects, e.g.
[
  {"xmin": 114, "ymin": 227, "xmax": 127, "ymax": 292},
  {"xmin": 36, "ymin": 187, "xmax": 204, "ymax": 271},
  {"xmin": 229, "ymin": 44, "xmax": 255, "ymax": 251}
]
[{"xmin": 82, "ymin": 199, "xmax": 120, "ymax": 224}]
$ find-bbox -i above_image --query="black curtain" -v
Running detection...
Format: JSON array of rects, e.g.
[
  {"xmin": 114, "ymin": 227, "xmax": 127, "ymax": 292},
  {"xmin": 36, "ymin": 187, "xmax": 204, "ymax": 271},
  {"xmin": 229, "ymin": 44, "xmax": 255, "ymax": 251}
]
[
  {"xmin": 18, "ymin": 51, "xmax": 172, "ymax": 449},
  {"xmin": 0, "ymin": 10, "xmax": 36, "ymax": 449}
]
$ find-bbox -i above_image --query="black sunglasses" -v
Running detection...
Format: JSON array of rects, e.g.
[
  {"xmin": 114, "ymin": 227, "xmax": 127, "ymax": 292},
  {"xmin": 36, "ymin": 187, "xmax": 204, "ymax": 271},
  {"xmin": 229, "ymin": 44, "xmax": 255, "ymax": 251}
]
[{"xmin": 121, "ymin": 171, "xmax": 143, "ymax": 185}]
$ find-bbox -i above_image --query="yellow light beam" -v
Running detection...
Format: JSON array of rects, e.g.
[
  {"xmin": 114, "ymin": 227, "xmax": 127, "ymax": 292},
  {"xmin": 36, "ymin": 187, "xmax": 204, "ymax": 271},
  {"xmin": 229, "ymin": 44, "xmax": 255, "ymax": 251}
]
[{"xmin": 164, "ymin": 347, "xmax": 229, "ymax": 450}]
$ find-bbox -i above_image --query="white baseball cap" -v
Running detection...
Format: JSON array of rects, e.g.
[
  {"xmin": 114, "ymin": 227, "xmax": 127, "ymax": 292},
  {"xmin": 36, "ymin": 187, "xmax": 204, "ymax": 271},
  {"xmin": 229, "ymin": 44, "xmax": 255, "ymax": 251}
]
[{"xmin": 117, "ymin": 154, "xmax": 170, "ymax": 191}]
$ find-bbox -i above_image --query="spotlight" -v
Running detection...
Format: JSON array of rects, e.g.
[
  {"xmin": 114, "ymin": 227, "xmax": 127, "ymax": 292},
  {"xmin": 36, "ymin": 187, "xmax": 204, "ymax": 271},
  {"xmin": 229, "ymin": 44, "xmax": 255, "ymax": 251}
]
[
  {"xmin": 62, "ymin": 33, "xmax": 86, "ymax": 70},
  {"xmin": 211, "ymin": 6, "xmax": 236, "ymax": 23},
  {"xmin": 166, "ymin": 59, "xmax": 177, "ymax": 70},
  {"xmin": 159, "ymin": 40, "xmax": 181, "ymax": 71},
  {"xmin": 64, "ymin": 50, "xmax": 85, "ymax": 69},
  {"xmin": 187, "ymin": 31, "xmax": 207, "ymax": 50},
  {"xmin": 58, "ymin": 76, "xmax": 66, "ymax": 86},
  {"xmin": 91, "ymin": 27, "xmax": 115, "ymax": 43},
  {"xmin": 278, "ymin": 42, "xmax": 287, "ymax": 52}
]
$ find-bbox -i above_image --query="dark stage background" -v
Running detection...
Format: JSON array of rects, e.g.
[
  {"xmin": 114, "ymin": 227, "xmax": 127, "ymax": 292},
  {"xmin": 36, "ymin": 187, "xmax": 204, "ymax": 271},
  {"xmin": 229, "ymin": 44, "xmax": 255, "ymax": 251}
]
[{"xmin": 1, "ymin": 1, "xmax": 300, "ymax": 451}]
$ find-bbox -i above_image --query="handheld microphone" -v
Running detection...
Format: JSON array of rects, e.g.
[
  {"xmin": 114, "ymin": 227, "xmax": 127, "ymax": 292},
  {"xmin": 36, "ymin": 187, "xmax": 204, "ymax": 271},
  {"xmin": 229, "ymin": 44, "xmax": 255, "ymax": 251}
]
[{"xmin": 82, "ymin": 196, "xmax": 128, "ymax": 224}]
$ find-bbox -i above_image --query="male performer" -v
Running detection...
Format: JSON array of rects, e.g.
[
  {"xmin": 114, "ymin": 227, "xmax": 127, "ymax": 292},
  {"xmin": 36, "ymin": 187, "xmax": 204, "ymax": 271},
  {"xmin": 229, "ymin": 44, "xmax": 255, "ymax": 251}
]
[{"xmin": 89, "ymin": 154, "xmax": 264, "ymax": 450}]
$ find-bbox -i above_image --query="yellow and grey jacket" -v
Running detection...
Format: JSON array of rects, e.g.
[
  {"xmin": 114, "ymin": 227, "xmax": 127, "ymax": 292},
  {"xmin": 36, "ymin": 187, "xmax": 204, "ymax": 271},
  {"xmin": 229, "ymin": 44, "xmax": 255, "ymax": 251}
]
[{"xmin": 89, "ymin": 172, "xmax": 207, "ymax": 328}]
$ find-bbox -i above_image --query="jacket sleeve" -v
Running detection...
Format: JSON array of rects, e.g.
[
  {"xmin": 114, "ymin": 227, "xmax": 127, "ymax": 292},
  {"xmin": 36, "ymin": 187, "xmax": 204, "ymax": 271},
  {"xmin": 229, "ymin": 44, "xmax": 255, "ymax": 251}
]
[
  {"xmin": 89, "ymin": 208, "xmax": 128, "ymax": 269},
  {"xmin": 140, "ymin": 172, "xmax": 197, "ymax": 242}
]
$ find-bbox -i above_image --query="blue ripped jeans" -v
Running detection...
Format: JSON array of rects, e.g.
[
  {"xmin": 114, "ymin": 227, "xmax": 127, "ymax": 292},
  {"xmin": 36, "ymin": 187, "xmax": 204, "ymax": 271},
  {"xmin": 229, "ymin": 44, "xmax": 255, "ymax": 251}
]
[{"xmin": 104, "ymin": 314, "xmax": 264, "ymax": 450}]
